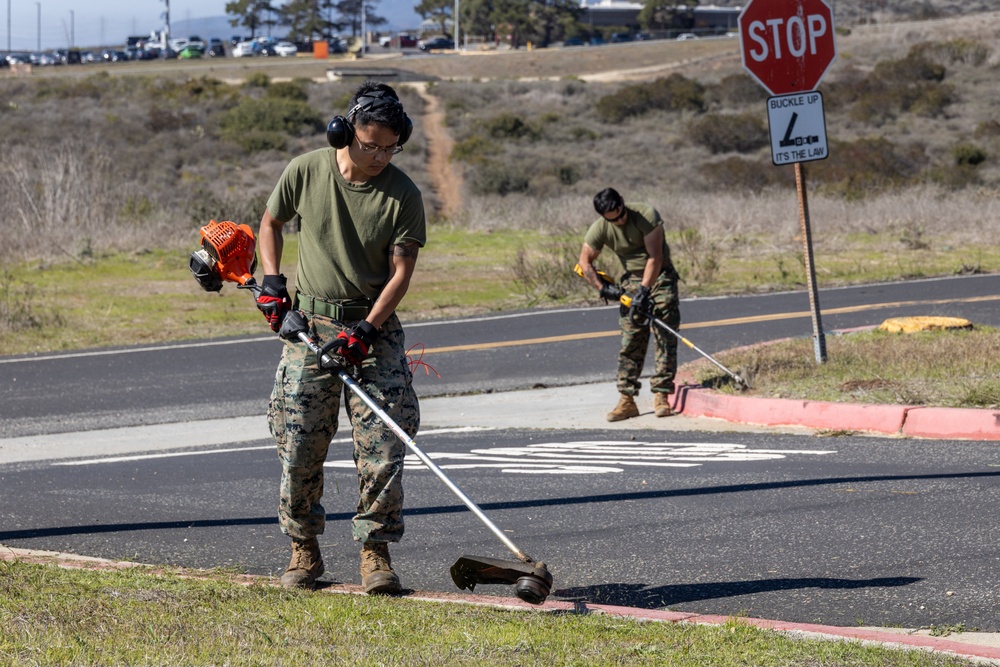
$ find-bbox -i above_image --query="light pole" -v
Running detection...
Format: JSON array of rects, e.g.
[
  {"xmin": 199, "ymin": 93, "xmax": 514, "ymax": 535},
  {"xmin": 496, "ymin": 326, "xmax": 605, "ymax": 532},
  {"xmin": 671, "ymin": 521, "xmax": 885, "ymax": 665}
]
[
  {"xmin": 7, "ymin": 0, "xmax": 11, "ymax": 52},
  {"xmin": 453, "ymin": 0, "xmax": 459, "ymax": 49},
  {"xmin": 35, "ymin": 1, "xmax": 40, "ymax": 51},
  {"xmin": 69, "ymin": 9, "xmax": 73, "ymax": 47}
]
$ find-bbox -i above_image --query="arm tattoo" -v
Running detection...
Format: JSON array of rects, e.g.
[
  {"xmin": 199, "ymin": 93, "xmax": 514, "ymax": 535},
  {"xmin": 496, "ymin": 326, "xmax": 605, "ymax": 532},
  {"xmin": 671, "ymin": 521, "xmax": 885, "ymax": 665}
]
[{"xmin": 389, "ymin": 244, "xmax": 419, "ymax": 258}]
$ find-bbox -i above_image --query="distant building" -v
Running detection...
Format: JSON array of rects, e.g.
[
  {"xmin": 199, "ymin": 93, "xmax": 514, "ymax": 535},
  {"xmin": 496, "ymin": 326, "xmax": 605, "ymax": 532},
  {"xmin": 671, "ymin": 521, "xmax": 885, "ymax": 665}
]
[{"xmin": 579, "ymin": 1, "xmax": 741, "ymax": 33}]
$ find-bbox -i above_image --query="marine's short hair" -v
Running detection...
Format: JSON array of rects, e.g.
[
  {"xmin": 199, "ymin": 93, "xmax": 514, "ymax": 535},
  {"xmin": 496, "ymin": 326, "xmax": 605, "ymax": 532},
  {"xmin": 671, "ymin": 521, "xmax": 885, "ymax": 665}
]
[{"xmin": 593, "ymin": 188, "xmax": 625, "ymax": 215}]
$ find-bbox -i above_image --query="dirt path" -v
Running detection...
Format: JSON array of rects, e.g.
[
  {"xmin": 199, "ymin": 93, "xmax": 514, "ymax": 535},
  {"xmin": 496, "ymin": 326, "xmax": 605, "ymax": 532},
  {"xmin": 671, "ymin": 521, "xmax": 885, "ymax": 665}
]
[{"xmin": 408, "ymin": 82, "xmax": 463, "ymax": 220}]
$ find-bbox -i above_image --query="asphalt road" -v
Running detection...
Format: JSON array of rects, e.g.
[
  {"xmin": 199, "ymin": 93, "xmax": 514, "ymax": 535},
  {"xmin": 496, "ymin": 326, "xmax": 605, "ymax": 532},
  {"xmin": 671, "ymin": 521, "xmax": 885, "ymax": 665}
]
[
  {"xmin": 0, "ymin": 427, "xmax": 997, "ymax": 630},
  {"xmin": 3, "ymin": 273, "xmax": 1000, "ymax": 437},
  {"xmin": 1, "ymin": 274, "xmax": 999, "ymax": 630}
]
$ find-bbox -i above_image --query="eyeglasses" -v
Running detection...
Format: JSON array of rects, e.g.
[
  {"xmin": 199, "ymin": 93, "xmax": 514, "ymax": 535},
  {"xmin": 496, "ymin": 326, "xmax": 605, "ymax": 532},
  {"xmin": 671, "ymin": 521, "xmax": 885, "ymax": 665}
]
[
  {"xmin": 355, "ymin": 137, "xmax": 403, "ymax": 156},
  {"xmin": 604, "ymin": 207, "xmax": 628, "ymax": 223}
]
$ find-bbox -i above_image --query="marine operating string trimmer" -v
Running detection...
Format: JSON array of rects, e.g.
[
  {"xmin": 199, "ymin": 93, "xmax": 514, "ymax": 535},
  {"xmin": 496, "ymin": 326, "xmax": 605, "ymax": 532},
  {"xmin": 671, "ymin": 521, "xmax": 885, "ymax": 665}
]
[
  {"xmin": 574, "ymin": 264, "xmax": 751, "ymax": 390},
  {"xmin": 190, "ymin": 220, "xmax": 554, "ymax": 604}
]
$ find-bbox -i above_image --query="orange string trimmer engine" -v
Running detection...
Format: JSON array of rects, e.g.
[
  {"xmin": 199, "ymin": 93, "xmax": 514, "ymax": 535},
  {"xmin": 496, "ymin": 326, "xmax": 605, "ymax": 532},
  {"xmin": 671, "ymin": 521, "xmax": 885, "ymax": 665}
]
[{"xmin": 189, "ymin": 220, "xmax": 258, "ymax": 292}]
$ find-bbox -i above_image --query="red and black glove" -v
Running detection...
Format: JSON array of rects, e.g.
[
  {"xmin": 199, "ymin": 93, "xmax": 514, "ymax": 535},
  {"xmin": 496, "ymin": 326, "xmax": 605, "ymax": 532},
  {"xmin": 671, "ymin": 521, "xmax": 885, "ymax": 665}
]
[
  {"xmin": 255, "ymin": 274, "xmax": 291, "ymax": 332},
  {"xmin": 319, "ymin": 320, "xmax": 379, "ymax": 368}
]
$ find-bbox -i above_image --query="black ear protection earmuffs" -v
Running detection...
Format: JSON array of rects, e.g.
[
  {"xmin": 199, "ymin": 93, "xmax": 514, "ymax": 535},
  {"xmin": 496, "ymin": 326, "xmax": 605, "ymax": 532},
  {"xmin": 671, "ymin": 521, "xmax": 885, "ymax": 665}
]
[{"xmin": 326, "ymin": 90, "xmax": 413, "ymax": 149}]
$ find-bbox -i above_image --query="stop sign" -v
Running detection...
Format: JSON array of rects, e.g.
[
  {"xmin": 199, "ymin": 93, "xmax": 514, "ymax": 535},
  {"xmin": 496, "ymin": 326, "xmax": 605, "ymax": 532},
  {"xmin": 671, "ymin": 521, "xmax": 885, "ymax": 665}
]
[{"xmin": 738, "ymin": 0, "xmax": 837, "ymax": 96}]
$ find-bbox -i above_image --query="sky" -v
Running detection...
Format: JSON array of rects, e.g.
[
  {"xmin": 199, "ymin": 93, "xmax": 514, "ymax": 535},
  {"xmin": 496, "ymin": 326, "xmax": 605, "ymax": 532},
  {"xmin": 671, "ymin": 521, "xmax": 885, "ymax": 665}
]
[{"xmin": 3, "ymin": 0, "xmax": 424, "ymax": 52}]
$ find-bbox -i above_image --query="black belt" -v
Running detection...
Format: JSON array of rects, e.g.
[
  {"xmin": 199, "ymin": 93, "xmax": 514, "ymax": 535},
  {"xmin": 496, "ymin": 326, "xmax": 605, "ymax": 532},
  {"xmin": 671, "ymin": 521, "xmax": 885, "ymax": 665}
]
[{"xmin": 295, "ymin": 293, "xmax": 372, "ymax": 322}]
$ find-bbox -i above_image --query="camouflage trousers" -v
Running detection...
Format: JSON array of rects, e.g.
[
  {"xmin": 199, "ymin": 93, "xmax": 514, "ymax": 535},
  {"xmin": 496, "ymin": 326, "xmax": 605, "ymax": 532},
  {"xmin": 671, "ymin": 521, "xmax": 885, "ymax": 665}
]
[
  {"xmin": 616, "ymin": 270, "xmax": 681, "ymax": 396},
  {"xmin": 267, "ymin": 312, "xmax": 419, "ymax": 545}
]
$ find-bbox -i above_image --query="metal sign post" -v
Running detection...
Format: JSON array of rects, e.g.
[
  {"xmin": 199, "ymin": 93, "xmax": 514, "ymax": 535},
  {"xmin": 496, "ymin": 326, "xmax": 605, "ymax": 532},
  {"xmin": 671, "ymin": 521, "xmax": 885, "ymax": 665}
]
[
  {"xmin": 739, "ymin": 0, "xmax": 837, "ymax": 365},
  {"xmin": 794, "ymin": 163, "xmax": 827, "ymax": 363}
]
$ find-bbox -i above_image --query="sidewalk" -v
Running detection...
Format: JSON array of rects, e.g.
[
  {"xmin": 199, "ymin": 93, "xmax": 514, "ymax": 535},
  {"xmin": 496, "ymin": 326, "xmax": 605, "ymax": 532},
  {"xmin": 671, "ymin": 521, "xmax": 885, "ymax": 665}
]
[{"xmin": 420, "ymin": 379, "xmax": 1000, "ymax": 441}]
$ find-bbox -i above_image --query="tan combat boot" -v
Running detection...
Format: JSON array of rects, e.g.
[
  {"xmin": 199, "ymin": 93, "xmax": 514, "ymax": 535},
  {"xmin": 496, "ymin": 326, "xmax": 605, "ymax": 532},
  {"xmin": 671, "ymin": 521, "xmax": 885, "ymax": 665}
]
[
  {"xmin": 606, "ymin": 394, "xmax": 640, "ymax": 422},
  {"xmin": 360, "ymin": 541, "xmax": 402, "ymax": 595},
  {"xmin": 280, "ymin": 537, "xmax": 324, "ymax": 590},
  {"xmin": 654, "ymin": 392, "xmax": 674, "ymax": 418}
]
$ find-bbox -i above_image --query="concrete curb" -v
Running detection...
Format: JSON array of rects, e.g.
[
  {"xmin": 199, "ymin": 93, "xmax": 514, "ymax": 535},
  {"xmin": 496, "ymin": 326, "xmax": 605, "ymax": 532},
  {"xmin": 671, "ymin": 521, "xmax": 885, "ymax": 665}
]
[
  {"xmin": 2, "ymin": 546, "xmax": 997, "ymax": 664},
  {"xmin": 674, "ymin": 386, "xmax": 1000, "ymax": 441}
]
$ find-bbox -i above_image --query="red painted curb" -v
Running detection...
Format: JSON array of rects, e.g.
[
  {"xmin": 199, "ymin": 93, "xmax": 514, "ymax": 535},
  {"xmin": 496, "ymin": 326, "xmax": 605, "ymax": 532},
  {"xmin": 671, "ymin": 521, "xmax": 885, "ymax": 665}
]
[
  {"xmin": 674, "ymin": 385, "xmax": 908, "ymax": 435},
  {"xmin": 903, "ymin": 406, "xmax": 1000, "ymax": 440},
  {"xmin": 671, "ymin": 385, "xmax": 1000, "ymax": 441}
]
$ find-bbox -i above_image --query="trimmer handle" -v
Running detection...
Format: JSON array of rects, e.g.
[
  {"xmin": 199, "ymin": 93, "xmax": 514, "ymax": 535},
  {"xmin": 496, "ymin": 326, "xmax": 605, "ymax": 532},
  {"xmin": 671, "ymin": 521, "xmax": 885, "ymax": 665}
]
[{"xmin": 278, "ymin": 310, "xmax": 350, "ymax": 372}]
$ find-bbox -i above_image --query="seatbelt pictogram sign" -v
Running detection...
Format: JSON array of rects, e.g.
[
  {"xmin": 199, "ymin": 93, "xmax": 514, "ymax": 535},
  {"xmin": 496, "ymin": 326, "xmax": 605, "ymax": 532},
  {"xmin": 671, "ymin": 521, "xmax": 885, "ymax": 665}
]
[{"xmin": 767, "ymin": 91, "xmax": 828, "ymax": 165}]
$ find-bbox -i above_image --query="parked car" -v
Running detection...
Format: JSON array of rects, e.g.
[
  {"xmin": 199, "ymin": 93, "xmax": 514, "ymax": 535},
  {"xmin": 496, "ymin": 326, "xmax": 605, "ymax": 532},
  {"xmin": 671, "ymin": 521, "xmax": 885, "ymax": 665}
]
[
  {"xmin": 5, "ymin": 52, "xmax": 31, "ymax": 65},
  {"xmin": 230, "ymin": 35, "xmax": 244, "ymax": 45},
  {"xmin": 273, "ymin": 41, "xmax": 297, "ymax": 56},
  {"xmin": 561, "ymin": 36, "xmax": 585, "ymax": 47},
  {"xmin": 101, "ymin": 49, "xmax": 127, "ymax": 62},
  {"xmin": 207, "ymin": 38, "xmax": 226, "ymax": 57},
  {"xmin": 380, "ymin": 33, "xmax": 418, "ymax": 48},
  {"xmin": 52, "ymin": 48, "xmax": 82, "ymax": 64},
  {"xmin": 256, "ymin": 44, "xmax": 278, "ymax": 57},
  {"xmin": 676, "ymin": 32, "xmax": 698, "ymax": 41},
  {"xmin": 634, "ymin": 32, "xmax": 654, "ymax": 41},
  {"xmin": 418, "ymin": 36, "xmax": 454, "ymax": 51},
  {"xmin": 588, "ymin": 36, "xmax": 606, "ymax": 46},
  {"xmin": 178, "ymin": 44, "xmax": 204, "ymax": 59},
  {"xmin": 609, "ymin": 32, "xmax": 633, "ymax": 43},
  {"xmin": 232, "ymin": 40, "xmax": 256, "ymax": 57},
  {"xmin": 79, "ymin": 50, "xmax": 96, "ymax": 63}
]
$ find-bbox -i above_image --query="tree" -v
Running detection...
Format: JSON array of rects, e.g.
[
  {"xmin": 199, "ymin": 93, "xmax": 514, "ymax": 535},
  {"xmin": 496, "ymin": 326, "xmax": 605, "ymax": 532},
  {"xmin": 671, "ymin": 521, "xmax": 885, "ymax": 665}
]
[
  {"xmin": 638, "ymin": 0, "xmax": 697, "ymax": 32},
  {"xmin": 280, "ymin": 0, "xmax": 343, "ymax": 40},
  {"xmin": 416, "ymin": 0, "xmax": 453, "ymax": 36},
  {"xmin": 334, "ymin": 0, "xmax": 387, "ymax": 37},
  {"xmin": 226, "ymin": 0, "xmax": 274, "ymax": 39}
]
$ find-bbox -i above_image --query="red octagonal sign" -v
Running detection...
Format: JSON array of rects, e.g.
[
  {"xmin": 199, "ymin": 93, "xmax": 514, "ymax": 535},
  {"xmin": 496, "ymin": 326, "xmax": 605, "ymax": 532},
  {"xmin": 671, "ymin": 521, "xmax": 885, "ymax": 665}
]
[{"xmin": 739, "ymin": 0, "xmax": 837, "ymax": 96}]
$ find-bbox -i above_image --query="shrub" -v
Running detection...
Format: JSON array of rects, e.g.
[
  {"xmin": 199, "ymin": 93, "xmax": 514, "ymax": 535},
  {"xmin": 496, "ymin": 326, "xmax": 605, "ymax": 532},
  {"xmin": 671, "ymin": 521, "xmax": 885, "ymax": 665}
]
[
  {"xmin": 481, "ymin": 113, "xmax": 540, "ymax": 141},
  {"xmin": 809, "ymin": 138, "xmax": 926, "ymax": 197},
  {"xmin": 219, "ymin": 98, "xmax": 324, "ymax": 152},
  {"xmin": 244, "ymin": 72, "xmax": 271, "ymax": 88},
  {"xmin": 952, "ymin": 143, "xmax": 987, "ymax": 167},
  {"xmin": 688, "ymin": 113, "xmax": 768, "ymax": 154},
  {"xmin": 697, "ymin": 156, "xmax": 790, "ymax": 194},
  {"xmin": 912, "ymin": 38, "xmax": 992, "ymax": 67},
  {"xmin": 707, "ymin": 73, "xmax": 769, "ymax": 108},
  {"xmin": 470, "ymin": 161, "xmax": 531, "ymax": 195},
  {"xmin": 595, "ymin": 74, "xmax": 705, "ymax": 123},
  {"xmin": 266, "ymin": 80, "xmax": 310, "ymax": 102},
  {"xmin": 451, "ymin": 134, "xmax": 500, "ymax": 162}
]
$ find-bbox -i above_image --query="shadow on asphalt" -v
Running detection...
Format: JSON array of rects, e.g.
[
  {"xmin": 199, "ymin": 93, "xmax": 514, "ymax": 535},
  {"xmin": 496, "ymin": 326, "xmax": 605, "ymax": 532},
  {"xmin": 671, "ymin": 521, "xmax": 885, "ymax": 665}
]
[
  {"xmin": 3, "ymin": 471, "xmax": 998, "ymax": 542},
  {"xmin": 554, "ymin": 576, "xmax": 923, "ymax": 609}
]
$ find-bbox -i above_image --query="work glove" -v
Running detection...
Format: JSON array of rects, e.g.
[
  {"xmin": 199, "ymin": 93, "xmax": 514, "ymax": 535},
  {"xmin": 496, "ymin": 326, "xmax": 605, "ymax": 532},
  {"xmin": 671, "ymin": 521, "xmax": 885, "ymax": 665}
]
[
  {"xmin": 256, "ymin": 274, "xmax": 292, "ymax": 332},
  {"xmin": 319, "ymin": 320, "xmax": 379, "ymax": 368},
  {"xmin": 628, "ymin": 285, "xmax": 653, "ymax": 326},
  {"xmin": 598, "ymin": 281, "xmax": 623, "ymax": 304}
]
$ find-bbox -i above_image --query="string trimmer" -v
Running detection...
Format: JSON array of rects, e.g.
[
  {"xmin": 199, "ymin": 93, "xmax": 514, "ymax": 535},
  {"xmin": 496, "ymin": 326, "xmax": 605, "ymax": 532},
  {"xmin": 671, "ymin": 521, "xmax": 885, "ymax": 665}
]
[
  {"xmin": 190, "ymin": 220, "xmax": 554, "ymax": 604},
  {"xmin": 574, "ymin": 264, "xmax": 751, "ymax": 390}
]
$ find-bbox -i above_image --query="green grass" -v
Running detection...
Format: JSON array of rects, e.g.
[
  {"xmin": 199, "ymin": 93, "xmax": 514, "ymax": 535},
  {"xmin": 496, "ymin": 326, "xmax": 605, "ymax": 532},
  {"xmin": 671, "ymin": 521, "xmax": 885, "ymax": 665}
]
[
  {"xmin": 0, "ymin": 559, "xmax": 975, "ymax": 667},
  {"xmin": 692, "ymin": 326, "xmax": 1000, "ymax": 409},
  {"xmin": 2, "ymin": 228, "xmax": 997, "ymax": 358}
]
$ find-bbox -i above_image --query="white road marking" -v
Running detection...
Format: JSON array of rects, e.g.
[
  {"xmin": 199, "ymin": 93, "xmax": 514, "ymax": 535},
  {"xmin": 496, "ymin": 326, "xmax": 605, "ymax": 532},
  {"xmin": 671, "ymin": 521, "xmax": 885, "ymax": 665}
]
[
  {"xmin": 324, "ymin": 440, "xmax": 836, "ymax": 475},
  {"xmin": 48, "ymin": 427, "xmax": 493, "ymax": 466}
]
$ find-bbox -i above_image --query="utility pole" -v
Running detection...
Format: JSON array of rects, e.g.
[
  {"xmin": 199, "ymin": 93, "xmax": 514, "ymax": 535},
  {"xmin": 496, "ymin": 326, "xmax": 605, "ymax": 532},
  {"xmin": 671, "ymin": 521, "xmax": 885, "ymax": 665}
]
[
  {"xmin": 35, "ymin": 2, "xmax": 40, "ymax": 51},
  {"xmin": 7, "ymin": 0, "xmax": 11, "ymax": 52},
  {"xmin": 453, "ymin": 0, "xmax": 459, "ymax": 49},
  {"xmin": 69, "ymin": 9, "xmax": 73, "ymax": 47}
]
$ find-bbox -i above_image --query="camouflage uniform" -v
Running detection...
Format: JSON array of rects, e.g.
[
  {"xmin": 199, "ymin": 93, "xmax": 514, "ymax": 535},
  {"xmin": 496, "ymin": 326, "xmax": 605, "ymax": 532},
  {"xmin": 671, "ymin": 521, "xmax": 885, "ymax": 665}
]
[
  {"xmin": 268, "ymin": 312, "xmax": 419, "ymax": 544},
  {"xmin": 617, "ymin": 269, "xmax": 681, "ymax": 397}
]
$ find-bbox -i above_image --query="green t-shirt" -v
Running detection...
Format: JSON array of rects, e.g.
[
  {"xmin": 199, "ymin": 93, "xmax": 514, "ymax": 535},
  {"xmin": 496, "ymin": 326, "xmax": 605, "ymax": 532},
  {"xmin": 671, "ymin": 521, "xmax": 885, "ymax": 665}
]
[
  {"xmin": 266, "ymin": 148, "xmax": 426, "ymax": 301},
  {"xmin": 583, "ymin": 202, "xmax": 672, "ymax": 275}
]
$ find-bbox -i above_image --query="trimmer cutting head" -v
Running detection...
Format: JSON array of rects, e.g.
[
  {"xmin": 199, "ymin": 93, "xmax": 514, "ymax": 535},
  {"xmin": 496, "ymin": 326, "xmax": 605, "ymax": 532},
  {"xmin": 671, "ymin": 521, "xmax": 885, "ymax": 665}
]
[{"xmin": 451, "ymin": 556, "xmax": 553, "ymax": 605}]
